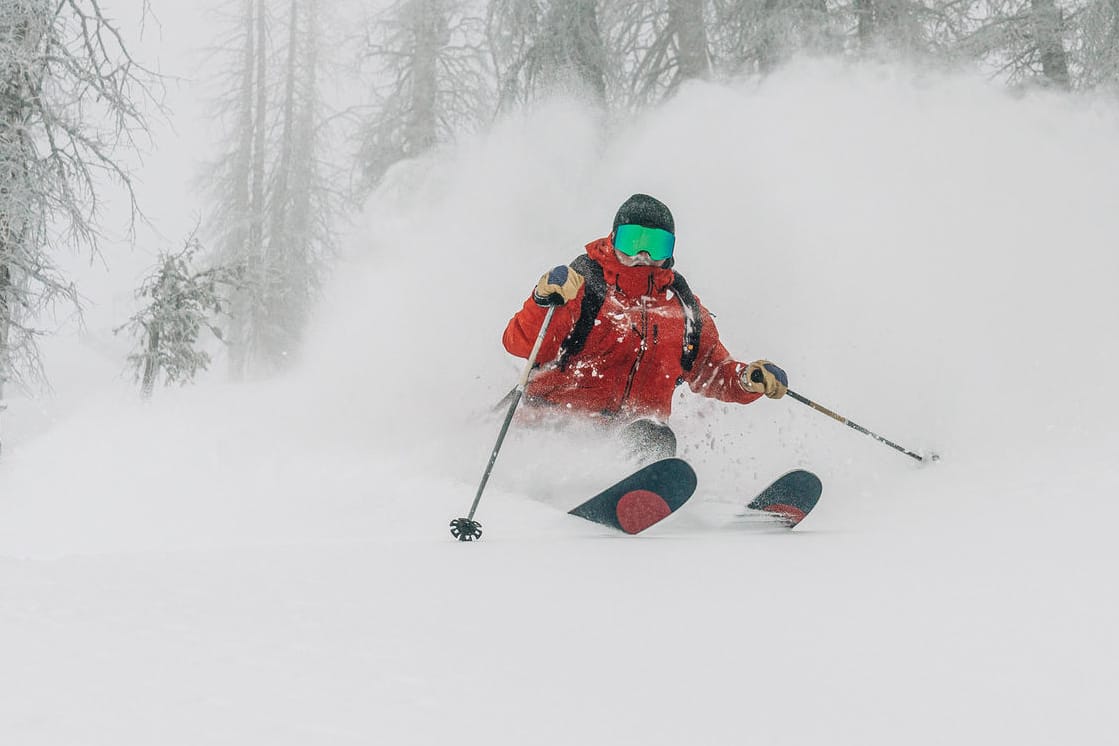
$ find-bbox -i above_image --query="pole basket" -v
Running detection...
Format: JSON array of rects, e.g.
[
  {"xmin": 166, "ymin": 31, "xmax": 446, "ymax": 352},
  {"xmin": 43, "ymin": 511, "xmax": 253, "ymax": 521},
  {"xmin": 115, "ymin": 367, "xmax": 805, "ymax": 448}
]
[{"xmin": 450, "ymin": 517, "xmax": 482, "ymax": 541}]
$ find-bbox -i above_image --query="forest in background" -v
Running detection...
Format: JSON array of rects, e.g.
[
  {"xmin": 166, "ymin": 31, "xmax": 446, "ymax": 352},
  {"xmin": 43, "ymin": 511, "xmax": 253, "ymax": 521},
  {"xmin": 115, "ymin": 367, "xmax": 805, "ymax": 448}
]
[{"xmin": 1, "ymin": 0, "xmax": 1116, "ymax": 452}]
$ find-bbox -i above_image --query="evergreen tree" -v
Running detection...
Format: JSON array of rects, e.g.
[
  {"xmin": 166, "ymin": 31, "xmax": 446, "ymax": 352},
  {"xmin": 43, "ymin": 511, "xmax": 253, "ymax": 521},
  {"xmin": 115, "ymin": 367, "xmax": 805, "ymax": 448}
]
[{"xmin": 117, "ymin": 233, "xmax": 242, "ymax": 398}]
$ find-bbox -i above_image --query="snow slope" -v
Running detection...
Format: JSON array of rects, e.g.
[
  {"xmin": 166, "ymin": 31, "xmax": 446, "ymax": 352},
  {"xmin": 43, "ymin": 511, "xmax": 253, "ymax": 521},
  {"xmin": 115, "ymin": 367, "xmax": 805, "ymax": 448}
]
[{"xmin": 3, "ymin": 60, "xmax": 1119, "ymax": 745}]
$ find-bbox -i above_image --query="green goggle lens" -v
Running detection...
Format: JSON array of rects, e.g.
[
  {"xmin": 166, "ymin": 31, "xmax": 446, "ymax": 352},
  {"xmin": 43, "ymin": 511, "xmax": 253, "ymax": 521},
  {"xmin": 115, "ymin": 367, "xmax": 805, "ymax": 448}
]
[{"xmin": 614, "ymin": 224, "xmax": 675, "ymax": 261}]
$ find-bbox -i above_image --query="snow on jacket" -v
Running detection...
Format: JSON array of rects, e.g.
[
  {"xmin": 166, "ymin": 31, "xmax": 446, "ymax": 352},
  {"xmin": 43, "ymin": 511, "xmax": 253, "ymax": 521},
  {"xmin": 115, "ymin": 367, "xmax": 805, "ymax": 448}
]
[{"xmin": 502, "ymin": 236, "xmax": 761, "ymax": 422}]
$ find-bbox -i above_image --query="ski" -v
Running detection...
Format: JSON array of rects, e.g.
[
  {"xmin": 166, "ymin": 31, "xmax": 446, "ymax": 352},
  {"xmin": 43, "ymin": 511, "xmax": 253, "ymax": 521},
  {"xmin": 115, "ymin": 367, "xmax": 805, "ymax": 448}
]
[
  {"xmin": 568, "ymin": 458, "xmax": 697, "ymax": 534},
  {"xmin": 740, "ymin": 469, "xmax": 823, "ymax": 528},
  {"xmin": 568, "ymin": 462, "xmax": 821, "ymax": 534}
]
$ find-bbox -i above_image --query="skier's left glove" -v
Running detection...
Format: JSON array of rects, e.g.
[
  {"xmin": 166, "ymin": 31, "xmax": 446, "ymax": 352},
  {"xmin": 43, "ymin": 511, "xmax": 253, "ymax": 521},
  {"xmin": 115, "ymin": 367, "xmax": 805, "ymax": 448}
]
[{"xmin": 741, "ymin": 360, "xmax": 788, "ymax": 399}]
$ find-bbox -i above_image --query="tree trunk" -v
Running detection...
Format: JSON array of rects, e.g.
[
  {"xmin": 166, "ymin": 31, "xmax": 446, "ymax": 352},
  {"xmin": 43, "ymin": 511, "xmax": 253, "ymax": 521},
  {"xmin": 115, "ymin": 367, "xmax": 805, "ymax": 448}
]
[
  {"xmin": 0, "ymin": 156, "xmax": 12, "ymax": 460},
  {"xmin": 1031, "ymin": 0, "xmax": 1070, "ymax": 88},
  {"xmin": 668, "ymin": 0, "xmax": 709, "ymax": 82},
  {"xmin": 568, "ymin": 0, "xmax": 607, "ymax": 105},
  {"xmin": 0, "ymin": 11, "xmax": 35, "ymax": 458},
  {"xmin": 265, "ymin": 0, "xmax": 300, "ymax": 366},
  {"xmin": 542, "ymin": 0, "xmax": 606, "ymax": 105},
  {"xmin": 251, "ymin": 0, "xmax": 268, "ymax": 257},
  {"xmin": 854, "ymin": 0, "xmax": 875, "ymax": 49},
  {"xmin": 228, "ymin": 0, "xmax": 258, "ymax": 379},
  {"xmin": 141, "ymin": 325, "xmax": 160, "ymax": 399},
  {"xmin": 0, "ymin": 261, "xmax": 9, "ymax": 458},
  {"xmin": 290, "ymin": 0, "xmax": 320, "ymax": 280},
  {"xmin": 407, "ymin": 0, "xmax": 442, "ymax": 156},
  {"xmin": 270, "ymin": 0, "xmax": 299, "ymax": 244},
  {"xmin": 245, "ymin": 0, "xmax": 269, "ymax": 374},
  {"xmin": 759, "ymin": 0, "xmax": 782, "ymax": 73},
  {"xmin": 852, "ymin": 0, "xmax": 910, "ymax": 54}
]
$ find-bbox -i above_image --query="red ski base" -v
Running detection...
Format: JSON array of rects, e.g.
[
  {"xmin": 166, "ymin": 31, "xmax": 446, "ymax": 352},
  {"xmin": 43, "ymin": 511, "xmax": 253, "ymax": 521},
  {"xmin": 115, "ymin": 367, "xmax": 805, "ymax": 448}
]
[
  {"xmin": 761, "ymin": 504, "xmax": 808, "ymax": 527},
  {"xmin": 616, "ymin": 490, "xmax": 672, "ymax": 534}
]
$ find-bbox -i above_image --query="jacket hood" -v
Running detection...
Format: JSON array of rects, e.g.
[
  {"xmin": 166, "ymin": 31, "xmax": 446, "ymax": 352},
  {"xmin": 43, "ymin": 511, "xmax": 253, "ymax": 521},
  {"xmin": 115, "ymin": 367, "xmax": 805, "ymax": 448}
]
[{"xmin": 586, "ymin": 237, "xmax": 676, "ymax": 298}]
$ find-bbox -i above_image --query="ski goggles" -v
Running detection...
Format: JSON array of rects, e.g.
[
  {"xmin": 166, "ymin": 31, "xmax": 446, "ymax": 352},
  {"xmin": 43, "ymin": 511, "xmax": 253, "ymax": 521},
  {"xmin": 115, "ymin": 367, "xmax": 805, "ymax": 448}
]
[{"xmin": 613, "ymin": 224, "xmax": 675, "ymax": 261}]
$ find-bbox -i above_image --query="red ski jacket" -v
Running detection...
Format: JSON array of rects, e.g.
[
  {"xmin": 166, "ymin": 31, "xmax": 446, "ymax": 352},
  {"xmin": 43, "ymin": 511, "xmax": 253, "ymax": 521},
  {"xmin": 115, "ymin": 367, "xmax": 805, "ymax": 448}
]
[{"xmin": 503, "ymin": 237, "xmax": 761, "ymax": 422}]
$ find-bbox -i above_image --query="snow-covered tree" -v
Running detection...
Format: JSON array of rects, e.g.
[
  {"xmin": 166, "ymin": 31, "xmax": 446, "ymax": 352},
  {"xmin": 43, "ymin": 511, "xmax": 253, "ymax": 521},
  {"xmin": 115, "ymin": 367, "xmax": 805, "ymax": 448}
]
[
  {"xmin": 707, "ymin": 0, "xmax": 839, "ymax": 74},
  {"xmin": 1070, "ymin": 0, "xmax": 1119, "ymax": 89},
  {"xmin": 849, "ymin": 0, "xmax": 931, "ymax": 56},
  {"xmin": 487, "ymin": 0, "xmax": 608, "ymax": 108},
  {"xmin": 258, "ymin": 0, "xmax": 338, "ymax": 370},
  {"xmin": 0, "ymin": 0, "xmax": 158, "ymax": 455},
  {"xmin": 953, "ymin": 0, "xmax": 1071, "ymax": 88},
  {"xmin": 605, "ymin": 0, "xmax": 712, "ymax": 107},
  {"xmin": 356, "ymin": 0, "xmax": 491, "ymax": 189},
  {"xmin": 206, "ymin": 0, "xmax": 267, "ymax": 378},
  {"xmin": 1029, "ymin": 0, "xmax": 1072, "ymax": 87},
  {"xmin": 117, "ymin": 233, "xmax": 242, "ymax": 398}
]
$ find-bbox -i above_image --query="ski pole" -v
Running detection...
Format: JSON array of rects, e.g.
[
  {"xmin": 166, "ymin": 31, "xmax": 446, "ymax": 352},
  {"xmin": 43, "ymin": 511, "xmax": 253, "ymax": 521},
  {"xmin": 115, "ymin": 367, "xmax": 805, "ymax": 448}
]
[
  {"xmin": 786, "ymin": 388, "xmax": 935, "ymax": 462},
  {"xmin": 450, "ymin": 306, "xmax": 557, "ymax": 541},
  {"xmin": 748, "ymin": 369, "xmax": 935, "ymax": 462}
]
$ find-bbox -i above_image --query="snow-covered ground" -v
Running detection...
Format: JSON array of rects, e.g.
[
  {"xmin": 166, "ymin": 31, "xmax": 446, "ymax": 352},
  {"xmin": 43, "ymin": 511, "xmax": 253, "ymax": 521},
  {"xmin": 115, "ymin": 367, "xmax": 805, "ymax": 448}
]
[{"xmin": 3, "ymin": 61, "xmax": 1119, "ymax": 745}]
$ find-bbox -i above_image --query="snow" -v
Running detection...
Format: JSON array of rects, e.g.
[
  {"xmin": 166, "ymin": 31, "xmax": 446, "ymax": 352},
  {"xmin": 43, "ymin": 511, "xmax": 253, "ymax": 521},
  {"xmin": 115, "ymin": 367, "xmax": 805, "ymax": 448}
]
[{"xmin": 4, "ymin": 60, "xmax": 1119, "ymax": 745}]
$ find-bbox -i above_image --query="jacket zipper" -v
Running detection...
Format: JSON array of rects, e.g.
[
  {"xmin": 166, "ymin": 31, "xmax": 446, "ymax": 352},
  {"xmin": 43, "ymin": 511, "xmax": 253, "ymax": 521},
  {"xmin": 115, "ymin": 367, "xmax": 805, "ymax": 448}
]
[{"xmin": 621, "ymin": 275, "xmax": 654, "ymax": 406}]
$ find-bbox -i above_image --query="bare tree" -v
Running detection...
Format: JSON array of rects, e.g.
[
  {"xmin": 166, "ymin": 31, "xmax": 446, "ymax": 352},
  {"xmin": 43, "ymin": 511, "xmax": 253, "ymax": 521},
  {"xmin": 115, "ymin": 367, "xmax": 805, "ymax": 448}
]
[
  {"xmin": 1031, "ymin": 0, "xmax": 1071, "ymax": 86},
  {"xmin": 488, "ymin": 0, "xmax": 608, "ymax": 108},
  {"xmin": 260, "ymin": 0, "xmax": 338, "ymax": 368},
  {"xmin": 356, "ymin": 0, "xmax": 491, "ymax": 190},
  {"xmin": 1069, "ymin": 0, "xmax": 1119, "ymax": 89},
  {"xmin": 708, "ymin": 0, "xmax": 840, "ymax": 74},
  {"xmin": 842, "ymin": 0, "xmax": 931, "ymax": 57},
  {"xmin": 0, "ymin": 0, "xmax": 159, "ymax": 455},
  {"xmin": 206, "ymin": 0, "xmax": 339, "ymax": 378},
  {"xmin": 605, "ymin": 0, "xmax": 712, "ymax": 108},
  {"xmin": 955, "ymin": 0, "xmax": 1071, "ymax": 88},
  {"xmin": 205, "ymin": 0, "xmax": 265, "ymax": 378}
]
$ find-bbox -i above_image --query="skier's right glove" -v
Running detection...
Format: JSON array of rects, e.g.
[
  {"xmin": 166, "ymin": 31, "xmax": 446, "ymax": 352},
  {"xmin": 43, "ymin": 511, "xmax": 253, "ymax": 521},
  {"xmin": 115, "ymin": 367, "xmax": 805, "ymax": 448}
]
[{"xmin": 533, "ymin": 265, "xmax": 585, "ymax": 307}]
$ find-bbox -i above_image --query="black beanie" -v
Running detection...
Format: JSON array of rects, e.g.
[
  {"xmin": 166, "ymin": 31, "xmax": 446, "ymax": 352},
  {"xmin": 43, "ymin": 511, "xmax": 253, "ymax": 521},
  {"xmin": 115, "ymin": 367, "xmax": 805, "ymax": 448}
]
[{"xmin": 612, "ymin": 194, "xmax": 674, "ymax": 235}]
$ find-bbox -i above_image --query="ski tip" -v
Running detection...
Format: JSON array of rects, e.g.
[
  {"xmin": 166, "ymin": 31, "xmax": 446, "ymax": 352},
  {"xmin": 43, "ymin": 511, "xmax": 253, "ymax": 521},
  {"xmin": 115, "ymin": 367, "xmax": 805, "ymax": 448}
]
[{"xmin": 745, "ymin": 470, "xmax": 822, "ymax": 528}]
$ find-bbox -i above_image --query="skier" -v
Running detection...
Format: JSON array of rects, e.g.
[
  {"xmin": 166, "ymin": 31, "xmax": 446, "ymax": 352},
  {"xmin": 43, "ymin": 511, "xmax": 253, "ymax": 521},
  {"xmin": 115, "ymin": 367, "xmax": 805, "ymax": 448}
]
[{"xmin": 503, "ymin": 193, "xmax": 788, "ymax": 461}]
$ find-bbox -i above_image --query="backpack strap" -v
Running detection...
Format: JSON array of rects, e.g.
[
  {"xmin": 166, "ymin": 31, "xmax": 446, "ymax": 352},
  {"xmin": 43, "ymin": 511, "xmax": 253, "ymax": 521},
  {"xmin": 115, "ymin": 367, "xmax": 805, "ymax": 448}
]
[
  {"xmin": 556, "ymin": 254, "xmax": 606, "ymax": 371},
  {"xmin": 671, "ymin": 271, "xmax": 703, "ymax": 376}
]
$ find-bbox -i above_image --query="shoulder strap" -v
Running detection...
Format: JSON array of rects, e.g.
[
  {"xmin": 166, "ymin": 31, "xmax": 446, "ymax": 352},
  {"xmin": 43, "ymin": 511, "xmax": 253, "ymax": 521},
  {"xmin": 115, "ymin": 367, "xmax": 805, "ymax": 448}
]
[
  {"xmin": 556, "ymin": 254, "xmax": 606, "ymax": 371},
  {"xmin": 671, "ymin": 271, "xmax": 703, "ymax": 374}
]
